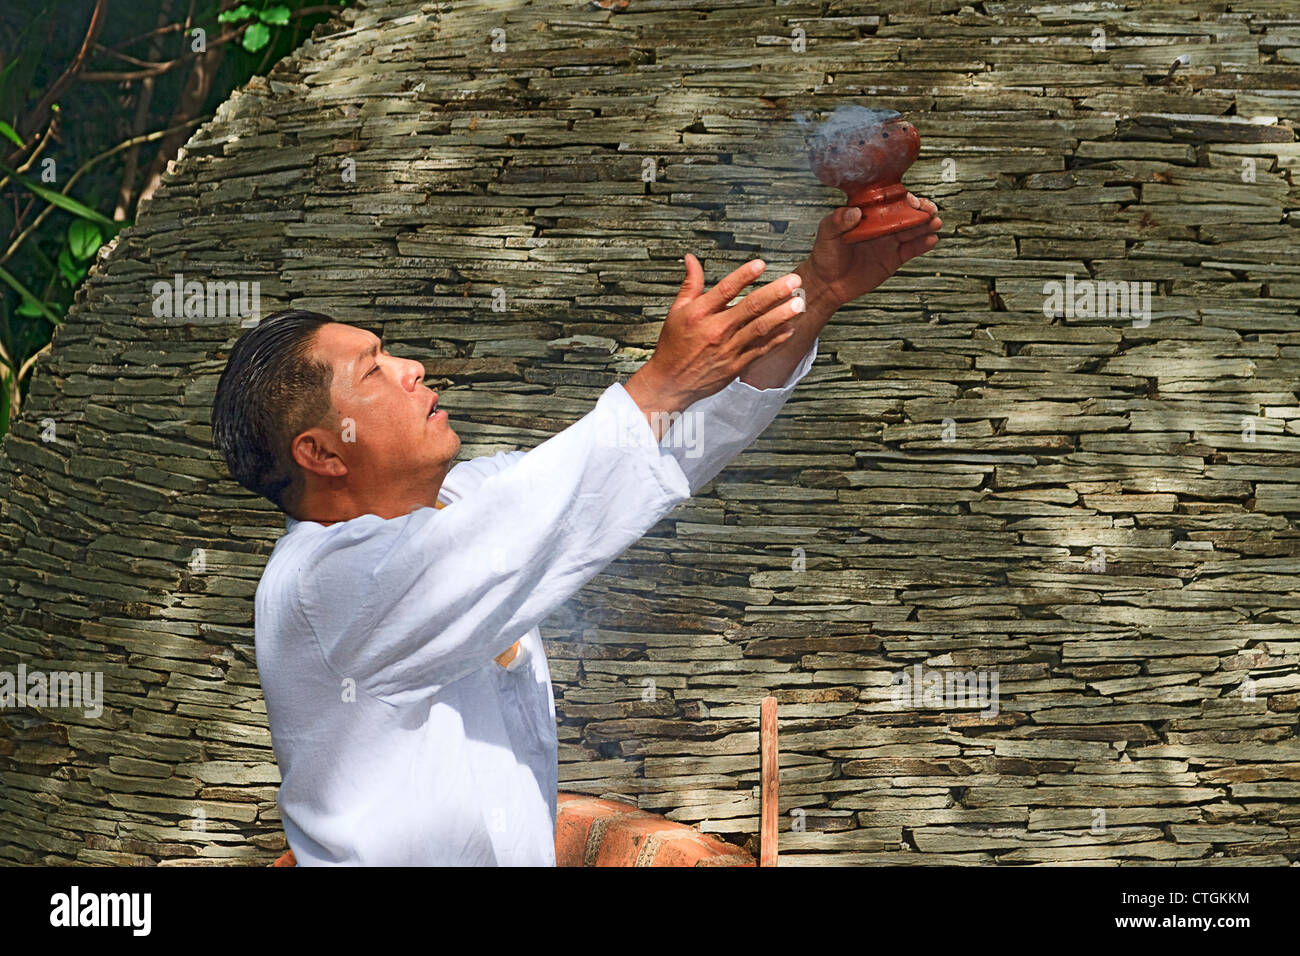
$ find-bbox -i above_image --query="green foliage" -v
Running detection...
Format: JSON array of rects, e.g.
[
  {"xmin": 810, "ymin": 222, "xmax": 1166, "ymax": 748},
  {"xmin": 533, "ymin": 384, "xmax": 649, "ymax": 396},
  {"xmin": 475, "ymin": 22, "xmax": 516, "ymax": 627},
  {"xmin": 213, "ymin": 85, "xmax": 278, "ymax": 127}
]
[
  {"xmin": 219, "ymin": 3, "xmax": 296, "ymax": 51},
  {"xmin": 260, "ymin": 6, "xmax": 293, "ymax": 27},
  {"xmin": 0, "ymin": 0, "xmax": 347, "ymax": 439},
  {"xmin": 243, "ymin": 22, "xmax": 272, "ymax": 53},
  {"xmin": 67, "ymin": 220, "xmax": 102, "ymax": 261},
  {"xmin": 0, "ymin": 120, "xmax": 22, "ymax": 149},
  {"xmin": 0, "ymin": 164, "xmax": 122, "ymax": 231},
  {"xmin": 217, "ymin": 4, "xmax": 257, "ymax": 21}
]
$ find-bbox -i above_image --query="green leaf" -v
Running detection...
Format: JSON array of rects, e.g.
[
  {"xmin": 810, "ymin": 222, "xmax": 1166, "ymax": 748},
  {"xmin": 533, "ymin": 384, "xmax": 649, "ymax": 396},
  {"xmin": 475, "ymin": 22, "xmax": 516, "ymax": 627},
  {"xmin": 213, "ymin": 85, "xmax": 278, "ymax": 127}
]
[
  {"xmin": 0, "ymin": 264, "xmax": 58, "ymax": 324},
  {"xmin": 0, "ymin": 120, "xmax": 23, "ymax": 149},
  {"xmin": 68, "ymin": 220, "xmax": 103, "ymax": 261},
  {"xmin": 0, "ymin": 165, "xmax": 120, "ymax": 232},
  {"xmin": 57, "ymin": 245, "xmax": 78, "ymax": 284},
  {"xmin": 218, "ymin": 4, "xmax": 255, "ymax": 22},
  {"xmin": 242, "ymin": 21, "xmax": 271, "ymax": 52},
  {"xmin": 58, "ymin": 245, "xmax": 89, "ymax": 286},
  {"xmin": 15, "ymin": 300, "xmax": 43, "ymax": 317},
  {"xmin": 259, "ymin": 5, "xmax": 290, "ymax": 25}
]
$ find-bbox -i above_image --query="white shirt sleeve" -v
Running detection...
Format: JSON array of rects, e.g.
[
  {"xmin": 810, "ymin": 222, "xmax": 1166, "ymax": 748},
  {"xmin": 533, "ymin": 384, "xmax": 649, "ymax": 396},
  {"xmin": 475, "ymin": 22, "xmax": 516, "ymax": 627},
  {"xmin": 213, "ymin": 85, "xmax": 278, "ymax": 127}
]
[
  {"xmin": 657, "ymin": 337, "xmax": 817, "ymax": 494},
  {"xmin": 296, "ymin": 381, "xmax": 691, "ymax": 708}
]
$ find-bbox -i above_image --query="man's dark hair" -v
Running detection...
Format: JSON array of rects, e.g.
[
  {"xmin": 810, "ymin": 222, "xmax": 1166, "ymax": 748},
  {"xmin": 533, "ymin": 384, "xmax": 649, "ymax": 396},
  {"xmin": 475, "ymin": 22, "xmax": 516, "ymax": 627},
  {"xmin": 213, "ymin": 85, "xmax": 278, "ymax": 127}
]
[{"xmin": 212, "ymin": 309, "xmax": 337, "ymax": 515}]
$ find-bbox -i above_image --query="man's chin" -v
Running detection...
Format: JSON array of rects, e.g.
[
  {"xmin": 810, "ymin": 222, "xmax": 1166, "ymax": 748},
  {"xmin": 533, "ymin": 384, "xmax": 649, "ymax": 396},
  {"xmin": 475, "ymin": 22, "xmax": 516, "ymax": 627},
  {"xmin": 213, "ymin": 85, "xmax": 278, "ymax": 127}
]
[
  {"xmin": 440, "ymin": 428, "xmax": 460, "ymax": 464},
  {"xmin": 423, "ymin": 412, "xmax": 458, "ymax": 439}
]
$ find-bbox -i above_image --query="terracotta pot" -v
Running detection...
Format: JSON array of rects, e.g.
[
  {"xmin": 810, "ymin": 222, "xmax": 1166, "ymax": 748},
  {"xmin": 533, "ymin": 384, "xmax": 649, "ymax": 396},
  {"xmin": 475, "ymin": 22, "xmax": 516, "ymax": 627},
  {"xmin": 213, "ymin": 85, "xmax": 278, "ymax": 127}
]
[{"xmin": 808, "ymin": 107, "xmax": 931, "ymax": 243}]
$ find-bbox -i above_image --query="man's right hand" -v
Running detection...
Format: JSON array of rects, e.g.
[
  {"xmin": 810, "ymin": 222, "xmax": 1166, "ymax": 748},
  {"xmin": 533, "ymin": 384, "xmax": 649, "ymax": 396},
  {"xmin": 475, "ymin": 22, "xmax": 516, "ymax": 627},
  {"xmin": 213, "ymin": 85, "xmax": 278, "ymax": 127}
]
[{"xmin": 624, "ymin": 254, "xmax": 805, "ymax": 437}]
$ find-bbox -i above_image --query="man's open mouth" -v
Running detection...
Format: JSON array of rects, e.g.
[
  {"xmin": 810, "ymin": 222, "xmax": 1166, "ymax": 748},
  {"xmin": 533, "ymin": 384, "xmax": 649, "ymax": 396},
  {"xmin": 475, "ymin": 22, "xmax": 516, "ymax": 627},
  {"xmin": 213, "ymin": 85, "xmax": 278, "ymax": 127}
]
[{"xmin": 427, "ymin": 395, "xmax": 441, "ymax": 419}]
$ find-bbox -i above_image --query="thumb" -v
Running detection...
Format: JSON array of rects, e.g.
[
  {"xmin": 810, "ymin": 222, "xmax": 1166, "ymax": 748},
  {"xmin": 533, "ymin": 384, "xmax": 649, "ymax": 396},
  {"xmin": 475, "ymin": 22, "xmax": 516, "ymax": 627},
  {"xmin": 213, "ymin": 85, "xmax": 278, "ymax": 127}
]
[
  {"xmin": 821, "ymin": 205, "xmax": 861, "ymax": 241},
  {"xmin": 671, "ymin": 252, "xmax": 704, "ymax": 311}
]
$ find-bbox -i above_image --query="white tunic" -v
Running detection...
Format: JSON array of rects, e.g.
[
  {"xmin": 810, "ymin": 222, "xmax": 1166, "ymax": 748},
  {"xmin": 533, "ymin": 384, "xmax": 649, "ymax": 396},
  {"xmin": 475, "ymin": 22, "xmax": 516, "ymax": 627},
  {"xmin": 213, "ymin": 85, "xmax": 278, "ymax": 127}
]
[{"xmin": 254, "ymin": 338, "xmax": 818, "ymax": 865}]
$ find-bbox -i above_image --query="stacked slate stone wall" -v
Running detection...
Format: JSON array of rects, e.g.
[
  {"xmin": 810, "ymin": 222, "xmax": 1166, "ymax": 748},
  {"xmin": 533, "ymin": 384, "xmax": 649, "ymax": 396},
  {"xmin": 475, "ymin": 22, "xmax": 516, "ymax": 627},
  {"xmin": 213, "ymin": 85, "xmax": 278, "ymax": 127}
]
[{"xmin": 1, "ymin": 0, "xmax": 1298, "ymax": 864}]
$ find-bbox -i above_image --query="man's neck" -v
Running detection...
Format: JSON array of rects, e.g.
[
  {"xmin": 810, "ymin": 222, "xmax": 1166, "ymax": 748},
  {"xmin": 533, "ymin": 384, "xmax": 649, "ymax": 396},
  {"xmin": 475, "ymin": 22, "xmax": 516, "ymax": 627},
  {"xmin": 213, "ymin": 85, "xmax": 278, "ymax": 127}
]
[{"xmin": 294, "ymin": 485, "xmax": 445, "ymax": 526}]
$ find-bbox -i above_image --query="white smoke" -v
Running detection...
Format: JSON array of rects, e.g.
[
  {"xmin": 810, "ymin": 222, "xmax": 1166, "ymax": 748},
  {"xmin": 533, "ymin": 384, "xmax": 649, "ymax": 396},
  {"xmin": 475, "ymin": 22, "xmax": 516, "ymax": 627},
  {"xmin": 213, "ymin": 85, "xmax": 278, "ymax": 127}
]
[{"xmin": 799, "ymin": 105, "xmax": 902, "ymax": 188}]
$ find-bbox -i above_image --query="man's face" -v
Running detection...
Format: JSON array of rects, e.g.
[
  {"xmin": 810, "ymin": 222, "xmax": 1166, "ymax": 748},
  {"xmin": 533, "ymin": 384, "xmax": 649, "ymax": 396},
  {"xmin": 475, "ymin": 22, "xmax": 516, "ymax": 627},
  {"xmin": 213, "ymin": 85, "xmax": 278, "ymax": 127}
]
[{"xmin": 308, "ymin": 322, "xmax": 460, "ymax": 494}]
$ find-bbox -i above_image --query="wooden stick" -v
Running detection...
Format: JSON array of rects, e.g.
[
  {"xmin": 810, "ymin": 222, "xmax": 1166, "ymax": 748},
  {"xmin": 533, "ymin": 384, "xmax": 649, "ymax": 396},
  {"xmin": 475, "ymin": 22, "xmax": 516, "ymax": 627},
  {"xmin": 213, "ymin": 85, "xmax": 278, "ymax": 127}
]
[{"xmin": 759, "ymin": 695, "xmax": 778, "ymax": 866}]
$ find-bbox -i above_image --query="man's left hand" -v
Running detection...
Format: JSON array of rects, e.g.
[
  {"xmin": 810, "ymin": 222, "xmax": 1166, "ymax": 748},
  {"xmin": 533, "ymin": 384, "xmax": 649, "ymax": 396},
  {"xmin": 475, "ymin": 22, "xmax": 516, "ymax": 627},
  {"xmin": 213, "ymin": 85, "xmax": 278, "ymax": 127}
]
[{"xmin": 796, "ymin": 193, "xmax": 942, "ymax": 311}]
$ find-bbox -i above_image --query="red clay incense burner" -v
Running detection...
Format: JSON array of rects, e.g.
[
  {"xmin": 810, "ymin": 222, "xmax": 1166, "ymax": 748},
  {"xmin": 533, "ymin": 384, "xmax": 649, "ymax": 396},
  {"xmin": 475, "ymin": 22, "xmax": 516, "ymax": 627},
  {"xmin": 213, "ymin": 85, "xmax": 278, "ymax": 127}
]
[{"xmin": 808, "ymin": 106, "xmax": 931, "ymax": 243}]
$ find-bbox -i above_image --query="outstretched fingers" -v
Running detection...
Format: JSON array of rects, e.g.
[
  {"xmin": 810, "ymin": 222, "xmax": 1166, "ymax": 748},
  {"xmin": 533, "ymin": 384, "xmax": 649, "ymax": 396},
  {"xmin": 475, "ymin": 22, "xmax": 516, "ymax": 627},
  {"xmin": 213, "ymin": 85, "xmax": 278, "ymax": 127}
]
[
  {"xmin": 670, "ymin": 252, "xmax": 706, "ymax": 312},
  {"xmin": 735, "ymin": 288, "xmax": 805, "ymax": 357},
  {"xmin": 693, "ymin": 258, "xmax": 768, "ymax": 315},
  {"xmin": 734, "ymin": 307, "xmax": 801, "ymax": 368},
  {"xmin": 721, "ymin": 270, "xmax": 804, "ymax": 331}
]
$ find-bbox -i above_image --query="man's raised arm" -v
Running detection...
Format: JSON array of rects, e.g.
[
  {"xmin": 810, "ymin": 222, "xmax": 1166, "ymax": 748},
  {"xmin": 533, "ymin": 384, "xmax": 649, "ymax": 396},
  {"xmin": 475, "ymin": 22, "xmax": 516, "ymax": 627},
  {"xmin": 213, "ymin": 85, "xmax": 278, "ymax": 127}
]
[
  {"xmin": 295, "ymin": 258, "xmax": 808, "ymax": 707},
  {"xmin": 656, "ymin": 334, "xmax": 818, "ymax": 496},
  {"xmin": 650, "ymin": 196, "xmax": 944, "ymax": 494}
]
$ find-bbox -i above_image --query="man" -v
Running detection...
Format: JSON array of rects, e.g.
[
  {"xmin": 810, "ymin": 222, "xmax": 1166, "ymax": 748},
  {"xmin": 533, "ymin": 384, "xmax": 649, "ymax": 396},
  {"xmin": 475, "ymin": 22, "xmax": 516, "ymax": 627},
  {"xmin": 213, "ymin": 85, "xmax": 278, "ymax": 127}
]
[{"xmin": 212, "ymin": 196, "xmax": 940, "ymax": 865}]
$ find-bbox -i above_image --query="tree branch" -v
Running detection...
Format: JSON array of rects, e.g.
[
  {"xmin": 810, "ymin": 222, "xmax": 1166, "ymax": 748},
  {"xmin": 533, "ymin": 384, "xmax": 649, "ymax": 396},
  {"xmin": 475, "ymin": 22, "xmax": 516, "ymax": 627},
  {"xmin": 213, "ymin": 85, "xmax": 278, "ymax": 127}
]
[
  {"xmin": 81, "ymin": 29, "xmax": 247, "ymax": 82},
  {"xmin": 21, "ymin": 0, "xmax": 108, "ymax": 144},
  {"xmin": 83, "ymin": 4, "xmax": 345, "ymax": 81},
  {"xmin": 0, "ymin": 119, "xmax": 59, "ymax": 195},
  {"xmin": 115, "ymin": 2, "xmax": 172, "ymax": 221}
]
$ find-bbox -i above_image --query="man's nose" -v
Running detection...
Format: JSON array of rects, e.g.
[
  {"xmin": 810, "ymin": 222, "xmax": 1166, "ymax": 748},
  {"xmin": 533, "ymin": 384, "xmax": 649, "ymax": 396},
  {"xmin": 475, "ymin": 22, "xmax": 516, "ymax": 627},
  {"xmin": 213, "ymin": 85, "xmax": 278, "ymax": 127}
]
[{"xmin": 403, "ymin": 358, "xmax": 426, "ymax": 389}]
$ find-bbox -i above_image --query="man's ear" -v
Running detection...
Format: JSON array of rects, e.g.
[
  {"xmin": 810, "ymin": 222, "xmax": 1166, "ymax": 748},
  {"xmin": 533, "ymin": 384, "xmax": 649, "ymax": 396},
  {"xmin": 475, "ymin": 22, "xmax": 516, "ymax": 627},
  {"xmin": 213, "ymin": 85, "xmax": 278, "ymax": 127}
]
[{"xmin": 291, "ymin": 427, "xmax": 349, "ymax": 480}]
